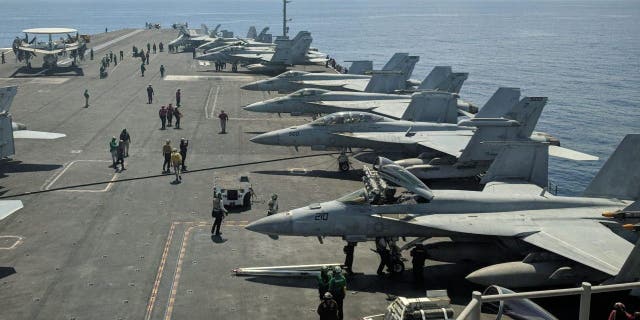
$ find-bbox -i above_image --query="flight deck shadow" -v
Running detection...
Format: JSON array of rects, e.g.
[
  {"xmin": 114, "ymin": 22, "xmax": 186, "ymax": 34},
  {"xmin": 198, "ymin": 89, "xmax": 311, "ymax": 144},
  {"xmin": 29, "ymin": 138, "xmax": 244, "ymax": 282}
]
[
  {"xmin": 210, "ymin": 235, "xmax": 228, "ymax": 244},
  {"xmin": 243, "ymin": 263, "xmax": 477, "ymax": 304},
  {"xmin": 10, "ymin": 66, "xmax": 84, "ymax": 77},
  {"xmin": 0, "ymin": 160, "xmax": 62, "ymax": 175},
  {"xmin": 0, "ymin": 267, "xmax": 16, "ymax": 280},
  {"xmin": 252, "ymin": 169, "xmax": 364, "ymax": 182}
]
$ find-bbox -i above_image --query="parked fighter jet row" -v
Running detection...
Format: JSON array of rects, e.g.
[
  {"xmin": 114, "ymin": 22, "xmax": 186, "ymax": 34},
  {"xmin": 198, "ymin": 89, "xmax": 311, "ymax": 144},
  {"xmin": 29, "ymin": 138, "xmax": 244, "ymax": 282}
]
[
  {"xmin": 240, "ymin": 53, "xmax": 640, "ymax": 289},
  {"xmin": 169, "ymin": 23, "xmax": 327, "ymax": 73}
]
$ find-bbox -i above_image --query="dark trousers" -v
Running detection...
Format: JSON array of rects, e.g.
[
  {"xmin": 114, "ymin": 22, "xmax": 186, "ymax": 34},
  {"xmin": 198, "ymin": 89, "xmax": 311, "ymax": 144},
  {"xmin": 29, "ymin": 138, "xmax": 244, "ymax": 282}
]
[
  {"xmin": 212, "ymin": 216, "xmax": 223, "ymax": 235},
  {"xmin": 116, "ymin": 156, "xmax": 124, "ymax": 169},
  {"xmin": 163, "ymin": 154, "xmax": 171, "ymax": 171},
  {"xmin": 335, "ymin": 296, "xmax": 344, "ymax": 320},
  {"xmin": 160, "ymin": 116, "xmax": 166, "ymax": 129},
  {"xmin": 176, "ymin": 98, "xmax": 181, "ymax": 107},
  {"xmin": 180, "ymin": 151, "xmax": 187, "ymax": 169},
  {"xmin": 344, "ymin": 244, "xmax": 355, "ymax": 273},
  {"xmin": 148, "ymin": 94, "xmax": 153, "ymax": 104},
  {"xmin": 377, "ymin": 251, "xmax": 390, "ymax": 274},
  {"xmin": 175, "ymin": 116, "xmax": 181, "ymax": 129},
  {"xmin": 412, "ymin": 262, "xmax": 424, "ymax": 283}
]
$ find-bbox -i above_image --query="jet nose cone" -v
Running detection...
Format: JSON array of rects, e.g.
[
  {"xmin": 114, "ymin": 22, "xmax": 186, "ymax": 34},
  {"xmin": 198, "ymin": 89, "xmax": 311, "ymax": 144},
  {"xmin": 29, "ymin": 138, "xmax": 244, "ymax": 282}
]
[
  {"xmin": 243, "ymin": 101, "xmax": 267, "ymax": 112},
  {"xmin": 250, "ymin": 132, "xmax": 279, "ymax": 145},
  {"xmin": 245, "ymin": 212, "xmax": 292, "ymax": 235},
  {"xmin": 241, "ymin": 81, "xmax": 261, "ymax": 91}
]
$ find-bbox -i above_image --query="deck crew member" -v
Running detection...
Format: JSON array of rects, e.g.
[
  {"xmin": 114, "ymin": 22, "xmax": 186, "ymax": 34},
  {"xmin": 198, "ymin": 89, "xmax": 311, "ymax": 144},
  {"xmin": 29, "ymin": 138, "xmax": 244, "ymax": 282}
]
[
  {"xmin": 267, "ymin": 194, "xmax": 278, "ymax": 215},
  {"xmin": 146, "ymin": 84, "xmax": 154, "ymax": 103},
  {"xmin": 179, "ymin": 138, "xmax": 188, "ymax": 171},
  {"xmin": 218, "ymin": 110, "xmax": 229, "ymax": 133},
  {"xmin": 162, "ymin": 139, "xmax": 172, "ymax": 173},
  {"xmin": 211, "ymin": 193, "xmax": 228, "ymax": 236}
]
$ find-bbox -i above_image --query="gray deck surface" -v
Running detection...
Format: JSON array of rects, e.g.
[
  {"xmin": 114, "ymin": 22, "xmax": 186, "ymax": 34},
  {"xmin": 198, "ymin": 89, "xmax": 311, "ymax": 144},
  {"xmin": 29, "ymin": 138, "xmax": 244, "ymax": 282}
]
[{"xmin": 0, "ymin": 29, "xmax": 617, "ymax": 320}]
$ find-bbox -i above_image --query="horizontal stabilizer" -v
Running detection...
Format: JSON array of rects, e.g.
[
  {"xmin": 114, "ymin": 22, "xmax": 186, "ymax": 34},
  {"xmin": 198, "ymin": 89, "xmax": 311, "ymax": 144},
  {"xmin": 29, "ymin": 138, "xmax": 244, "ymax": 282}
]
[
  {"xmin": 346, "ymin": 60, "xmax": 373, "ymax": 75},
  {"xmin": 548, "ymin": 145, "xmax": 598, "ymax": 161},
  {"xmin": 13, "ymin": 130, "xmax": 66, "ymax": 139},
  {"xmin": 0, "ymin": 200, "xmax": 23, "ymax": 220},
  {"xmin": 481, "ymin": 143, "xmax": 548, "ymax": 188}
]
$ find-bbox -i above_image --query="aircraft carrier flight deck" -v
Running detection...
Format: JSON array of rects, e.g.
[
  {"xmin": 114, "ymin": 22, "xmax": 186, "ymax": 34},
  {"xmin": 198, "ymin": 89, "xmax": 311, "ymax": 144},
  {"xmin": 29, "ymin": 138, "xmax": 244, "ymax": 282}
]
[{"xmin": 0, "ymin": 28, "xmax": 490, "ymax": 320}]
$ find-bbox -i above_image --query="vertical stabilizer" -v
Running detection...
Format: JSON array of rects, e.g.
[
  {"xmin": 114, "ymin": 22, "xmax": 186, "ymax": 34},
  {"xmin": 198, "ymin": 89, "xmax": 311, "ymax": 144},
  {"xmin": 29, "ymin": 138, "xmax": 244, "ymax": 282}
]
[
  {"xmin": 449, "ymin": 73, "xmax": 469, "ymax": 94},
  {"xmin": 247, "ymin": 26, "xmax": 258, "ymax": 39},
  {"xmin": 0, "ymin": 86, "xmax": 17, "ymax": 158},
  {"xmin": 201, "ymin": 24, "xmax": 209, "ymax": 37},
  {"xmin": 612, "ymin": 236, "xmax": 640, "ymax": 283},
  {"xmin": 584, "ymin": 134, "xmax": 640, "ymax": 200},
  {"xmin": 418, "ymin": 66, "xmax": 451, "ymax": 90},
  {"xmin": 418, "ymin": 66, "xmax": 469, "ymax": 93},
  {"xmin": 381, "ymin": 53, "xmax": 408, "ymax": 71},
  {"xmin": 283, "ymin": 31, "xmax": 312, "ymax": 65},
  {"xmin": 474, "ymin": 87, "xmax": 521, "ymax": 118},
  {"xmin": 346, "ymin": 61, "xmax": 373, "ymax": 75},
  {"xmin": 365, "ymin": 54, "xmax": 419, "ymax": 93},
  {"xmin": 480, "ymin": 142, "xmax": 549, "ymax": 188},
  {"xmin": 401, "ymin": 91, "xmax": 458, "ymax": 123},
  {"xmin": 212, "ymin": 24, "xmax": 221, "ymax": 37},
  {"xmin": 0, "ymin": 86, "xmax": 17, "ymax": 113},
  {"xmin": 458, "ymin": 97, "xmax": 546, "ymax": 163}
]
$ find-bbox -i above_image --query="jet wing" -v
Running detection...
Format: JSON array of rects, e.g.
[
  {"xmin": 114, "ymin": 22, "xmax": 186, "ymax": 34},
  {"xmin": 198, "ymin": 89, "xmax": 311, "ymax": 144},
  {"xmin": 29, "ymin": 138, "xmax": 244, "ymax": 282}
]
[
  {"xmin": 521, "ymin": 222, "xmax": 631, "ymax": 276},
  {"xmin": 232, "ymin": 52, "xmax": 274, "ymax": 63},
  {"xmin": 13, "ymin": 130, "xmax": 66, "ymax": 139},
  {"xmin": 310, "ymin": 99, "xmax": 411, "ymax": 119},
  {"xmin": 296, "ymin": 79, "xmax": 370, "ymax": 92},
  {"xmin": 483, "ymin": 181, "xmax": 545, "ymax": 195},
  {"xmin": 0, "ymin": 200, "xmax": 23, "ymax": 220},
  {"xmin": 405, "ymin": 206, "xmax": 631, "ymax": 276},
  {"xmin": 334, "ymin": 131, "xmax": 472, "ymax": 157}
]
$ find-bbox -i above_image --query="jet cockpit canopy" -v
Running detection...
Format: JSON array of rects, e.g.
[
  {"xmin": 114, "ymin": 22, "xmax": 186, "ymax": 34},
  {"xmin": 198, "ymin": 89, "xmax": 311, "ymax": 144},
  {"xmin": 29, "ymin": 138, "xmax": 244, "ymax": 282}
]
[
  {"xmin": 310, "ymin": 111, "xmax": 387, "ymax": 126},
  {"xmin": 289, "ymin": 88, "xmax": 330, "ymax": 97},
  {"xmin": 275, "ymin": 70, "xmax": 308, "ymax": 78}
]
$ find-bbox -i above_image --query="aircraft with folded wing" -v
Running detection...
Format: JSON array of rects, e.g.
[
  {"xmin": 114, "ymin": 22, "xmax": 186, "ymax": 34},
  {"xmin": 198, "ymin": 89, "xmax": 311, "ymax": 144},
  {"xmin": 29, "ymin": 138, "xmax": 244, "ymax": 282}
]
[{"xmin": 246, "ymin": 134, "xmax": 640, "ymax": 288}]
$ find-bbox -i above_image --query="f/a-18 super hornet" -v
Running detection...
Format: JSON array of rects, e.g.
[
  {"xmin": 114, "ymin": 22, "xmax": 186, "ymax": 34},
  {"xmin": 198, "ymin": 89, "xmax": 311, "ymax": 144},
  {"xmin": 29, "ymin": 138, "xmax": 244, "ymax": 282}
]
[
  {"xmin": 250, "ymin": 88, "xmax": 595, "ymax": 175},
  {"xmin": 246, "ymin": 135, "xmax": 640, "ymax": 288},
  {"xmin": 0, "ymin": 85, "xmax": 66, "ymax": 221},
  {"xmin": 195, "ymin": 31, "xmax": 316, "ymax": 73},
  {"xmin": 168, "ymin": 24, "xmax": 221, "ymax": 51},
  {"xmin": 196, "ymin": 26, "xmax": 274, "ymax": 53},
  {"xmin": 0, "ymin": 86, "xmax": 65, "ymax": 159},
  {"xmin": 240, "ymin": 53, "xmax": 420, "ymax": 94},
  {"xmin": 243, "ymin": 66, "xmax": 476, "ymax": 117}
]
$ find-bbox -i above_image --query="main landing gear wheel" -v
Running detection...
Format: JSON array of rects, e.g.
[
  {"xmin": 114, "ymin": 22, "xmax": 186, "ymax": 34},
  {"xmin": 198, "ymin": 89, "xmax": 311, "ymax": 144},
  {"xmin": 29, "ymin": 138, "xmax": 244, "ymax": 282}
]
[
  {"xmin": 243, "ymin": 193, "xmax": 252, "ymax": 208},
  {"xmin": 390, "ymin": 259, "xmax": 405, "ymax": 274},
  {"xmin": 339, "ymin": 161, "xmax": 350, "ymax": 172}
]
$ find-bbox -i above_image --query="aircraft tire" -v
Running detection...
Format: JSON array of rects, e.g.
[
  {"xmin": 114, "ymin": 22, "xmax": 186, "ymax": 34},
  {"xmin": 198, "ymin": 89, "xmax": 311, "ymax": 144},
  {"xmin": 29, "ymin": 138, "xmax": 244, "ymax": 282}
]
[
  {"xmin": 243, "ymin": 194, "xmax": 251, "ymax": 208},
  {"xmin": 391, "ymin": 260, "xmax": 405, "ymax": 274}
]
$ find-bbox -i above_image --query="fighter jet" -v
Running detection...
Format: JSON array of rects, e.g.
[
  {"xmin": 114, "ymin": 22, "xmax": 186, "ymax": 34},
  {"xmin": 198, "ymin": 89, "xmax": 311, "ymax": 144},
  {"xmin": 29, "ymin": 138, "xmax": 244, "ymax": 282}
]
[
  {"xmin": 241, "ymin": 53, "xmax": 420, "ymax": 94},
  {"xmin": 250, "ymin": 88, "xmax": 594, "ymax": 175},
  {"xmin": 168, "ymin": 24, "xmax": 220, "ymax": 51},
  {"xmin": 243, "ymin": 66, "xmax": 476, "ymax": 117},
  {"xmin": 0, "ymin": 85, "xmax": 65, "ymax": 222},
  {"xmin": 246, "ymin": 134, "xmax": 640, "ymax": 288},
  {"xmin": 195, "ymin": 31, "xmax": 314, "ymax": 73},
  {"xmin": 196, "ymin": 26, "xmax": 274, "ymax": 53},
  {"xmin": 0, "ymin": 86, "xmax": 66, "ymax": 159}
]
